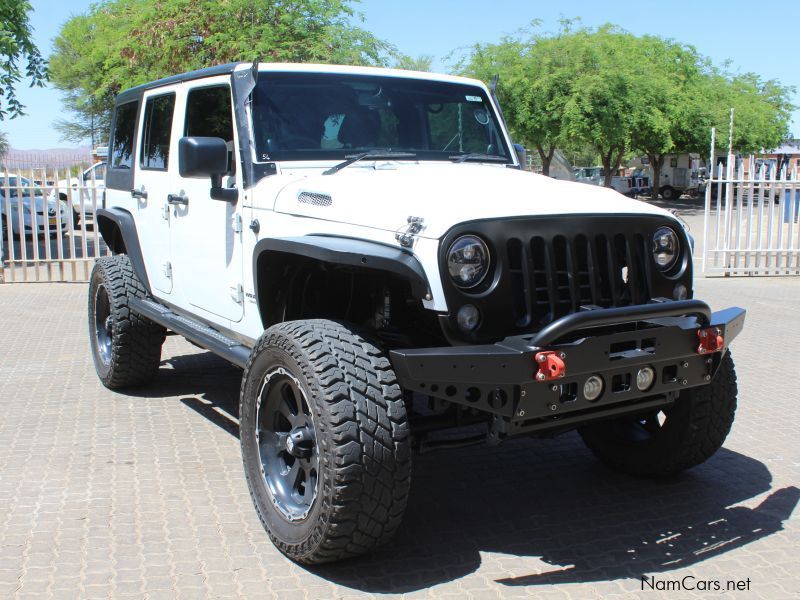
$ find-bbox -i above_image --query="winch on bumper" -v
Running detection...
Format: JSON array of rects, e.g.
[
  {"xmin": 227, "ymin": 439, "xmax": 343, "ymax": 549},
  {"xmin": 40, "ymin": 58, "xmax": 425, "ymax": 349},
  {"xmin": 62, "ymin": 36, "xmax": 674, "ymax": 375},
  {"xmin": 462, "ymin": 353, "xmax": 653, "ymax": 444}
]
[{"xmin": 389, "ymin": 299, "xmax": 745, "ymax": 439}]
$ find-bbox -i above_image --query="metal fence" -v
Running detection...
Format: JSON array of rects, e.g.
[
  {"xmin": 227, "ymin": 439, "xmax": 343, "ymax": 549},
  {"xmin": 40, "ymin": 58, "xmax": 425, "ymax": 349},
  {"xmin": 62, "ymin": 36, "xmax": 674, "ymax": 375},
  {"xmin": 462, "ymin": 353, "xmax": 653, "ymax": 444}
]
[
  {"xmin": 702, "ymin": 157, "xmax": 800, "ymax": 276},
  {"xmin": 1, "ymin": 166, "xmax": 109, "ymax": 283}
]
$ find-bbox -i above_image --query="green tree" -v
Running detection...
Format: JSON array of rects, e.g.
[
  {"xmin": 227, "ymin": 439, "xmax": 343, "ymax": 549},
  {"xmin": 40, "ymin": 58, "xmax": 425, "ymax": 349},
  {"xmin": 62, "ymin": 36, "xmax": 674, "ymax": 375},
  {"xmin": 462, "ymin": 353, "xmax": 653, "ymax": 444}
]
[
  {"xmin": 54, "ymin": 93, "xmax": 111, "ymax": 147},
  {"xmin": 629, "ymin": 38, "xmax": 794, "ymax": 197},
  {"xmin": 558, "ymin": 26, "xmax": 647, "ymax": 187},
  {"xmin": 0, "ymin": 130, "xmax": 9, "ymax": 158},
  {"xmin": 50, "ymin": 0, "xmax": 394, "ymax": 143},
  {"xmin": 460, "ymin": 23, "xmax": 795, "ymax": 187},
  {"xmin": 458, "ymin": 23, "xmax": 644, "ymax": 181},
  {"xmin": 394, "ymin": 54, "xmax": 434, "ymax": 72},
  {"xmin": 720, "ymin": 73, "xmax": 794, "ymax": 154},
  {"xmin": 457, "ymin": 28, "xmax": 573, "ymax": 176},
  {"xmin": 627, "ymin": 36, "xmax": 703, "ymax": 198},
  {"xmin": 0, "ymin": 0, "xmax": 47, "ymax": 119}
]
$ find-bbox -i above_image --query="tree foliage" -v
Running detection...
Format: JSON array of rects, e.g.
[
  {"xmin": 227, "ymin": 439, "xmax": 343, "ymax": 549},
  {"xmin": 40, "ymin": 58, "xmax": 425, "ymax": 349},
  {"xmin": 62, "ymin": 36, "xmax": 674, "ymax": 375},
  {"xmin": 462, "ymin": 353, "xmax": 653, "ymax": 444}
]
[
  {"xmin": 0, "ymin": 0, "xmax": 47, "ymax": 119},
  {"xmin": 394, "ymin": 54, "xmax": 434, "ymax": 72},
  {"xmin": 50, "ymin": 0, "xmax": 394, "ymax": 144},
  {"xmin": 458, "ymin": 22, "xmax": 795, "ymax": 185},
  {"xmin": 0, "ymin": 130, "xmax": 9, "ymax": 158}
]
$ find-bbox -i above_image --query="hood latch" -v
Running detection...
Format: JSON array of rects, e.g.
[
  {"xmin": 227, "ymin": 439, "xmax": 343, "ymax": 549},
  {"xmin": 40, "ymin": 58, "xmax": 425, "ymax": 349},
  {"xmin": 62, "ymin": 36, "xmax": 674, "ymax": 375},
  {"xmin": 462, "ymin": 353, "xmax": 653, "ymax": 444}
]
[{"xmin": 395, "ymin": 216, "xmax": 424, "ymax": 248}]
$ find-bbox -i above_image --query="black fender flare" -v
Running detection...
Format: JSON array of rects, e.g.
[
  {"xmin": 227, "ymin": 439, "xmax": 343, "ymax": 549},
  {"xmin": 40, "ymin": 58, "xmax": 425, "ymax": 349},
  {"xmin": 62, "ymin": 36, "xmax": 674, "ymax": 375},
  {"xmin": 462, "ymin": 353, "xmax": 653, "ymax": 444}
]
[
  {"xmin": 96, "ymin": 207, "xmax": 151, "ymax": 293},
  {"xmin": 252, "ymin": 235, "xmax": 431, "ymax": 302}
]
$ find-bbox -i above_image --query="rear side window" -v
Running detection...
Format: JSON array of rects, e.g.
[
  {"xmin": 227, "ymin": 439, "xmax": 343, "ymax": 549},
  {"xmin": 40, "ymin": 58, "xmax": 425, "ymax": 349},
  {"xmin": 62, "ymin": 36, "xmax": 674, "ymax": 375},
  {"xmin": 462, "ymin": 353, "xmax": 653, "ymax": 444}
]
[
  {"xmin": 141, "ymin": 94, "xmax": 176, "ymax": 170},
  {"xmin": 110, "ymin": 101, "xmax": 138, "ymax": 170}
]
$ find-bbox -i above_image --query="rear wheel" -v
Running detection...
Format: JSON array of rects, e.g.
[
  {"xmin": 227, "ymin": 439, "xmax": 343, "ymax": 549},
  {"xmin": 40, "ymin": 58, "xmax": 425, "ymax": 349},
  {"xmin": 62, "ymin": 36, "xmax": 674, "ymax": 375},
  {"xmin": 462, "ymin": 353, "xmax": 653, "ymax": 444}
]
[
  {"xmin": 660, "ymin": 185, "xmax": 678, "ymax": 200},
  {"xmin": 88, "ymin": 255, "xmax": 166, "ymax": 388},
  {"xmin": 579, "ymin": 352, "xmax": 737, "ymax": 477},
  {"xmin": 240, "ymin": 319, "xmax": 411, "ymax": 564}
]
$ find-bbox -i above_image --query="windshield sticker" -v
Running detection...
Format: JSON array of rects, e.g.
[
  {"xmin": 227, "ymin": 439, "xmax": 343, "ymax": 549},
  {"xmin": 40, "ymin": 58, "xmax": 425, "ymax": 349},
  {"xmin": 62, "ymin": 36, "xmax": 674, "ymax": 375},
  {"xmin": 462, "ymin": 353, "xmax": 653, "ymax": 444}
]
[{"xmin": 465, "ymin": 95, "xmax": 482, "ymax": 103}]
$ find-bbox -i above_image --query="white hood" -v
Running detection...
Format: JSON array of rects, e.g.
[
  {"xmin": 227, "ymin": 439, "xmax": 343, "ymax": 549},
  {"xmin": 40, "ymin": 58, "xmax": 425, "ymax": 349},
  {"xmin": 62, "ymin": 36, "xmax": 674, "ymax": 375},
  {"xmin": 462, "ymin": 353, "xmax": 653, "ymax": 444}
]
[{"xmin": 272, "ymin": 163, "xmax": 672, "ymax": 239}]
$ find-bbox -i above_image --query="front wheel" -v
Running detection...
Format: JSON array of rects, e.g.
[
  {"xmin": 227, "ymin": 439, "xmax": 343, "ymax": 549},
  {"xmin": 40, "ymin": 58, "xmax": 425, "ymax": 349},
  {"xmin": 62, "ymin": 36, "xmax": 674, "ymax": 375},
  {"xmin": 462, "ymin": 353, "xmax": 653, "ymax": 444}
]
[
  {"xmin": 579, "ymin": 352, "xmax": 737, "ymax": 477},
  {"xmin": 240, "ymin": 320, "xmax": 411, "ymax": 564}
]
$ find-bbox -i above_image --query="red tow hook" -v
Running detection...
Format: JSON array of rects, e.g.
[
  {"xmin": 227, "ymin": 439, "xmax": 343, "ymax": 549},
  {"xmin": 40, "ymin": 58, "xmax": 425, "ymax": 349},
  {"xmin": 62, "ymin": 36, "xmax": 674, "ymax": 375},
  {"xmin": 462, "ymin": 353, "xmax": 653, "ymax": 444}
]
[
  {"xmin": 697, "ymin": 327, "xmax": 724, "ymax": 354},
  {"xmin": 535, "ymin": 351, "xmax": 567, "ymax": 381}
]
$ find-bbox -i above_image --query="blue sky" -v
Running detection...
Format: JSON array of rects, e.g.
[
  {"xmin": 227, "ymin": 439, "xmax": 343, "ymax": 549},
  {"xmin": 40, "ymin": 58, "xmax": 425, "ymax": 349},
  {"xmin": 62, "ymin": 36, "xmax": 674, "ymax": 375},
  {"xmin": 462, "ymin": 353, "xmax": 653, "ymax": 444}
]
[{"xmin": 5, "ymin": 0, "xmax": 799, "ymax": 149}]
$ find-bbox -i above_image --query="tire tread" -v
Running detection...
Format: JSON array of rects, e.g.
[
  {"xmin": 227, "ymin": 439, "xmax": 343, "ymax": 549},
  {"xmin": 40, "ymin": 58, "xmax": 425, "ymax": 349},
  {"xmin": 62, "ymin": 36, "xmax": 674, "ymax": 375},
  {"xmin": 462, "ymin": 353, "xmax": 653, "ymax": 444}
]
[
  {"xmin": 89, "ymin": 255, "xmax": 165, "ymax": 388},
  {"xmin": 240, "ymin": 319, "xmax": 411, "ymax": 564}
]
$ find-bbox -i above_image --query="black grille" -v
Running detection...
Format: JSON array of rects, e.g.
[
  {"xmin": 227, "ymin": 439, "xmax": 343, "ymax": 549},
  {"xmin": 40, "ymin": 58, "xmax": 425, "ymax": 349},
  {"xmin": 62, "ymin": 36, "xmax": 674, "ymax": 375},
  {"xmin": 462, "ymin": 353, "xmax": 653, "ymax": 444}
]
[
  {"xmin": 437, "ymin": 215, "xmax": 692, "ymax": 345},
  {"xmin": 506, "ymin": 233, "xmax": 651, "ymax": 327}
]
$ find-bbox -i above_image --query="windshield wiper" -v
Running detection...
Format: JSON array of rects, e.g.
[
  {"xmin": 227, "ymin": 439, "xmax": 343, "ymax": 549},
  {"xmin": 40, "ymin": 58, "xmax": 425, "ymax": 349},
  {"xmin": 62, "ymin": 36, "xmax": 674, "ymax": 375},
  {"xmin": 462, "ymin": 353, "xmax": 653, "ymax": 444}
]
[
  {"xmin": 323, "ymin": 151, "xmax": 417, "ymax": 175},
  {"xmin": 450, "ymin": 153, "xmax": 507, "ymax": 164}
]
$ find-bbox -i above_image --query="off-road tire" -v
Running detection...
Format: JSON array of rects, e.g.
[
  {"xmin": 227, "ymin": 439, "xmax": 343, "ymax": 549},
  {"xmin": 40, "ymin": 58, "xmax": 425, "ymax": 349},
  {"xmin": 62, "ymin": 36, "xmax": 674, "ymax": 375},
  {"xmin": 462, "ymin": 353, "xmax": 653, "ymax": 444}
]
[
  {"xmin": 88, "ymin": 254, "xmax": 166, "ymax": 389},
  {"xmin": 579, "ymin": 352, "xmax": 737, "ymax": 477},
  {"xmin": 240, "ymin": 319, "xmax": 411, "ymax": 564}
]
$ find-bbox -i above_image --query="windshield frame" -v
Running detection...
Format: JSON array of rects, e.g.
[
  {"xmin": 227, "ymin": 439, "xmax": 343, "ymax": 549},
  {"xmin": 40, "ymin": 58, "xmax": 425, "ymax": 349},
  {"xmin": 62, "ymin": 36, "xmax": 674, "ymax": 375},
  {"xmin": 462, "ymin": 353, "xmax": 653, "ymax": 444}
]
[{"xmin": 247, "ymin": 70, "xmax": 516, "ymax": 167}]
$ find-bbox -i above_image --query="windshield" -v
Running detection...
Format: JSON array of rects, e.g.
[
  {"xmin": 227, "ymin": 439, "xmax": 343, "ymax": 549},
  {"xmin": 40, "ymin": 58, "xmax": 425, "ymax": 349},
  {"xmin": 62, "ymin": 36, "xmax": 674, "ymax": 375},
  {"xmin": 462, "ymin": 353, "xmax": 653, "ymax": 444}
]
[
  {"xmin": 251, "ymin": 72, "xmax": 511, "ymax": 164},
  {"xmin": 0, "ymin": 176, "xmax": 44, "ymax": 197}
]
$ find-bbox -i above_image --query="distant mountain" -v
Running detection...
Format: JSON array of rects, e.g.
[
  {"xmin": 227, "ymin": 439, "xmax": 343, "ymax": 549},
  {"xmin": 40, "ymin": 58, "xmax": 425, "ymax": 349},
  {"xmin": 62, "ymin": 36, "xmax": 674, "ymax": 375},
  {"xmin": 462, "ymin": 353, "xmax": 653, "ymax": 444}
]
[{"xmin": 4, "ymin": 146, "xmax": 94, "ymax": 169}]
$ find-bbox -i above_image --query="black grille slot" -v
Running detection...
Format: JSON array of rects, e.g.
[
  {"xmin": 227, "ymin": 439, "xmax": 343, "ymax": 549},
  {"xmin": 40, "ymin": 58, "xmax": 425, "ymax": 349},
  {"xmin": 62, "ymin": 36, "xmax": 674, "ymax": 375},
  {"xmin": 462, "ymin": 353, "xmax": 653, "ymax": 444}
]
[
  {"xmin": 507, "ymin": 232, "xmax": 652, "ymax": 327},
  {"xmin": 506, "ymin": 238, "xmax": 529, "ymax": 326}
]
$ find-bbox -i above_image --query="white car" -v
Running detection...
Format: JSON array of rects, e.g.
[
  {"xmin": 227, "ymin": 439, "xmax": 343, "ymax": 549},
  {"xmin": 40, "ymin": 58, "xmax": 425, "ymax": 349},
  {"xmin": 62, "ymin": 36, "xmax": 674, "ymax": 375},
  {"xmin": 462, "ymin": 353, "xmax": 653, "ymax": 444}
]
[
  {"xmin": 88, "ymin": 63, "xmax": 745, "ymax": 565},
  {"xmin": 1, "ymin": 175, "xmax": 69, "ymax": 236},
  {"xmin": 48, "ymin": 162, "xmax": 106, "ymax": 226},
  {"xmin": 575, "ymin": 166, "xmax": 638, "ymax": 196}
]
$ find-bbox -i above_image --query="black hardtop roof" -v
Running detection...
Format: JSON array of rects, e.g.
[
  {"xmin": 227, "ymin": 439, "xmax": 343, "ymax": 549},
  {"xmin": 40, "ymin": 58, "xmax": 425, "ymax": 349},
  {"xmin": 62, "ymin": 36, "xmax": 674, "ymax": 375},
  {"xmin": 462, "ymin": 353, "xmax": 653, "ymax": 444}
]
[{"xmin": 115, "ymin": 63, "xmax": 240, "ymax": 104}]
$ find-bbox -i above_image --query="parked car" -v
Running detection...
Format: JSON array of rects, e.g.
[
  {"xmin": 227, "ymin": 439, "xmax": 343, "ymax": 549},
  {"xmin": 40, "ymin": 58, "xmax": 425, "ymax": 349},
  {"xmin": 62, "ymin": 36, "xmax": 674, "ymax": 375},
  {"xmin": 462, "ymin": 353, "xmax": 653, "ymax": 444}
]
[
  {"xmin": 89, "ymin": 62, "xmax": 745, "ymax": 565},
  {"xmin": 1, "ymin": 175, "xmax": 69, "ymax": 236},
  {"xmin": 48, "ymin": 162, "xmax": 106, "ymax": 227},
  {"xmin": 574, "ymin": 166, "xmax": 638, "ymax": 196}
]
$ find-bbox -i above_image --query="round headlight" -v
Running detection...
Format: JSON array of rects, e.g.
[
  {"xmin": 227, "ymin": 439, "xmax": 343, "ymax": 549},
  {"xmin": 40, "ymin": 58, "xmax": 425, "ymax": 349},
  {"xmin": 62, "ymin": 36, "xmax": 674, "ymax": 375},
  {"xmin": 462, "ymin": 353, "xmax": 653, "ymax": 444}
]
[
  {"xmin": 447, "ymin": 235, "xmax": 490, "ymax": 289},
  {"xmin": 652, "ymin": 227, "xmax": 680, "ymax": 271}
]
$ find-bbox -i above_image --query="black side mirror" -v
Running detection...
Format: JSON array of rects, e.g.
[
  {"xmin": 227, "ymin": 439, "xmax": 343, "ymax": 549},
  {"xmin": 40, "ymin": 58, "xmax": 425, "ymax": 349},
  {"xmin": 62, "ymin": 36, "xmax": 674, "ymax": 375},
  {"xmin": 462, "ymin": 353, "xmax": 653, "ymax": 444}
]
[
  {"xmin": 178, "ymin": 137, "xmax": 237, "ymax": 202},
  {"xmin": 513, "ymin": 143, "xmax": 528, "ymax": 171}
]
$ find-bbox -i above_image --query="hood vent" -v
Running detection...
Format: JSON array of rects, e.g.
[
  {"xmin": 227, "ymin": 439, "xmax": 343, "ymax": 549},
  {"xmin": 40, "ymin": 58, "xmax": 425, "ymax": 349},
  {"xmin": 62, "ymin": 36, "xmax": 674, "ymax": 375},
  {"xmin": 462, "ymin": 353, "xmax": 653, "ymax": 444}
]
[{"xmin": 297, "ymin": 191, "xmax": 332, "ymax": 207}]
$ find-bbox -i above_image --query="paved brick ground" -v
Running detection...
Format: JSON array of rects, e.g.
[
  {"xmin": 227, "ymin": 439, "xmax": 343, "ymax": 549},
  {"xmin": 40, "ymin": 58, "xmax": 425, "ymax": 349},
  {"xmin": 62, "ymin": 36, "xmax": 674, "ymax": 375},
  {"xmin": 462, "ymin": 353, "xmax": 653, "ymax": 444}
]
[{"xmin": 1, "ymin": 276, "xmax": 798, "ymax": 599}]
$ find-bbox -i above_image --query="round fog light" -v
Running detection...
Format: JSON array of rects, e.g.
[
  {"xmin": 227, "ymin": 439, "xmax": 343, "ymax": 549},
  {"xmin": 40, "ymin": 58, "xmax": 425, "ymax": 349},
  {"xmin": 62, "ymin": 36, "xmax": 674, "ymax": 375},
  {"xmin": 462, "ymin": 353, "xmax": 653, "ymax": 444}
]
[
  {"xmin": 457, "ymin": 304, "xmax": 480, "ymax": 331},
  {"xmin": 583, "ymin": 375, "xmax": 604, "ymax": 402},
  {"xmin": 636, "ymin": 366, "xmax": 656, "ymax": 391},
  {"xmin": 673, "ymin": 283, "xmax": 688, "ymax": 300}
]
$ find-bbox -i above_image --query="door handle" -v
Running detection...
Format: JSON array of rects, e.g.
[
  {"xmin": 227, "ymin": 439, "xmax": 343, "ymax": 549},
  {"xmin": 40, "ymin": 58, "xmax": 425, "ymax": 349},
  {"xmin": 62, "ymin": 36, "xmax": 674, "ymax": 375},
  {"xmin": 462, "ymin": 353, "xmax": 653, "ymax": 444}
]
[
  {"xmin": 131, "ymin": 187, "xmax": 148, "ymax": 200},
  {"xmin": 167, "ymin": 193, "xmax": 189, "ymax": 206}
]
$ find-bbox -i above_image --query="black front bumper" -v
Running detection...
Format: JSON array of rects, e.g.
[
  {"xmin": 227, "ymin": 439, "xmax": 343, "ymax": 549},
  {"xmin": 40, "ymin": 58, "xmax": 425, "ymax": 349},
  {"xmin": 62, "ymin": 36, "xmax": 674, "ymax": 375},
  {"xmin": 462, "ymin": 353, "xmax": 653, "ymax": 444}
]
[{"xmin": 390, "ymin": 300, "xmax": 745, "ymax": 435}]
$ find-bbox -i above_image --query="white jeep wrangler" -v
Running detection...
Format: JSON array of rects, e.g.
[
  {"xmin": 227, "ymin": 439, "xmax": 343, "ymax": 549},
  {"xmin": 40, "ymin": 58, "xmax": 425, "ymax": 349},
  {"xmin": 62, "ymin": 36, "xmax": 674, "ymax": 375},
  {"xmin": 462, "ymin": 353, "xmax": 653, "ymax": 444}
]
[{"xmin": 89, "ymin": 62, "xmax": 745, "ymax": 564}]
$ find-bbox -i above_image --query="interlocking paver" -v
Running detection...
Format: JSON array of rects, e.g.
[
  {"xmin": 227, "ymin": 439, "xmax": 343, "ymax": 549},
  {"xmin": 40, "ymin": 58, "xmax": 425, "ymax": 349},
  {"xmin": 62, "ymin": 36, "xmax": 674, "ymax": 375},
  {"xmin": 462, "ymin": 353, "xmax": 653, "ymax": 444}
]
[{"xmin": 1, "ymin": 272, "xmax": 799, "ymax": 598}]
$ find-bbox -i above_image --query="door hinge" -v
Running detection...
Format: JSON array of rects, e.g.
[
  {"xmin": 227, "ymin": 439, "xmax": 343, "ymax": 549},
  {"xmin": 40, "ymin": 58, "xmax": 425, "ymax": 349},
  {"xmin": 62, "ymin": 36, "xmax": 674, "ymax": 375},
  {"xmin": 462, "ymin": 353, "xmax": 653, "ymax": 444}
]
[
  {"xmin": 161, "ymin": 203, "xmax": 170, "ymax": 220},
  {"xmin": 229, "ymin": 283, "xmax": 244, "ymax": 303},
  {"xmin": 162, "ymin": 261, "xmax": 172, "ymax": 279},
  {"xmin": 232, "ymin": 213, "xmax": 243, "ymax": 233}
]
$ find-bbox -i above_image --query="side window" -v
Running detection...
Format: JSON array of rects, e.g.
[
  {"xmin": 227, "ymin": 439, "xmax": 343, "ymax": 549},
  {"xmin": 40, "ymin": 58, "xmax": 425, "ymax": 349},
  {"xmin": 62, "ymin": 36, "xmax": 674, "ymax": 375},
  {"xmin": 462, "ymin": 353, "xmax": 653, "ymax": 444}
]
[
  {"xmin": 84, "ymin": 164, "xmax": 106, "ymax": 182},
  {"xmin": 110, "ymin": 101, "xmax": 138, "ymax": 169},
  {"xmin": 185, "ymin": 86, "xmax": 233, "ymax": 140},
  {"xmin": 141, "ymin": 94, "xmax": 176, "ymax": 170}
]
